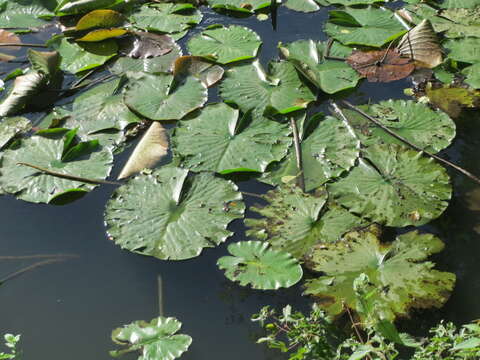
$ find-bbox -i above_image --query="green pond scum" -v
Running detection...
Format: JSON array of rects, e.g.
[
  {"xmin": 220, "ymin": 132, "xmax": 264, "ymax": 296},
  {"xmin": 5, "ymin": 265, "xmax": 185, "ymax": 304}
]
[{"xmin": 0, "ymin": 0, "xmax": 480, "ymax": 358}]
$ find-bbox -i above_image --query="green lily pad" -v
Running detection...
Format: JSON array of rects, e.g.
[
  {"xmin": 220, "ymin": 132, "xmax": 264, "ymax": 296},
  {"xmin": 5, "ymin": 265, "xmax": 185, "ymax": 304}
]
[
  {"xmin": 76, "ymin": 9, "xmax": 125, "ymax": 30},
  {"xmin": 444, "ymin": 37, "xmax": 480, "ymax": 64},
  {"xmin": 56, "ymin": 0, "xmax": 126, "ymax": 15},
  {"xmin": 173, "ymin": 103, "xmax": 291, "ymax": 174},
  {"xmin": 104, "ymin": 167, "xmax": 245, "ymax": 260},
  {"xmin": 284, "ymin": 0, "xmax": 321, "ymax": 12},
  {"xmin": 220, "ymin": 60, "xmax": 316, "ymax": 119},
  {"xmin": 325, "ymin": 7, "xmax": 406, "ymax": 47},
  {"xmin": 129, "ymin": 3, "xmax": 202, "ymax": 34},
  {"xmin": 207, "ymin": 0, "xmax": 270, "ymax": 13},
  {"xmin": 462, "ymin": 63, "xmax": 480, "ymax": 89},
  {"xmin": 123, "ymin": 72, "xmax": 207, "ymax": 121},
  {"xmin": 329, "ymin": 144, "xmax": 452, "ymax": 227},
  {"xmin": 279, "ymin": 40, "xmax": 360, "ymax": 94},
  {"xmin": 47, "ymin": 35, "xmax": 117, "ymax": 74},
  {"xmin": 110, "ymin": 316, "xmax": 192, "ymax": 360},
  {"xmin": 343, "ymin": 100, "xmax": 456, "ymax": 153},
  {"xmin": 441, "ymin": 0, "xmax": 480, "ymax": 8},
  {"xmin": 0, "ymin": 0, "xmax": 55, "ymax": 28},
  {"xmin": 245, "ymin": 185, "xmax": 328, "ymax": 259},
  {"xmin": 217, "ymin": 241, "xmax": 303, "ymax": 290},
  {"xmin": 187, "ymin": 25, "xmax": 262, "ymax": 64},
  {"xmin": 0, "ymin": 133, "xmax": 113, "ymax": 203},
  {"xmin": 262, "ymin": 115, "xmax": 360, "ymax": 191},
  {"xmin": 304, "ymin": 230, "xmax": 456, "ymax": 321},
  {"xmin": 0, "ymin": 116, "xmax": 31, "ymax": 148}
]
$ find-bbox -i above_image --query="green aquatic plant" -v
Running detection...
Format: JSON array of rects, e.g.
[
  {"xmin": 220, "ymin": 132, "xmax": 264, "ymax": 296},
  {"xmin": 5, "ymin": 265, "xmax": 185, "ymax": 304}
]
[{"xmin": 0, "ymin": 334, "xmax": 21, "ymax": 360}]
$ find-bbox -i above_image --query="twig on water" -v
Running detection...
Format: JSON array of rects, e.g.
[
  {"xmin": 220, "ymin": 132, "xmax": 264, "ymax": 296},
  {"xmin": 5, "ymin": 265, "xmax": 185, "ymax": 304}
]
[
  {"xmin": 0, "ymin": 43, "xmax": 47, "ymax": 48},
  {"xmin": 334, "ymin": 100, "xmax": 480, "ymax": 186},
  {"xmin": 17, "ymin": 162, "xmax": 123, "ymax": 185},
  {"xmin": 0, "ymin": 257, "xmax": 76, "ymax": 284},
  {"xmin": 290, "ymin": 116, "xmax": 305, "ymax": 192},
  {"xmin": 240, "ymin": 191, "xmax": 264, "ymax": 200},
  {"xmin": 0, "ymin": 254, "xmax": 76, "ymax": 260}
]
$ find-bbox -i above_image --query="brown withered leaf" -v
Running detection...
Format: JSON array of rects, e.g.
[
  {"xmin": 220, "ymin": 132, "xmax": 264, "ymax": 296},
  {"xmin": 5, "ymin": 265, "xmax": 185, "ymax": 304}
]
[
  {"xmin": 173, "ymin": 56, "xmax": 224, "ymax": 88},
  {"xmin": 118, "ymin": 31, "xmax": 174, "ymax": 59},
  {"xmin": 0, "ymin": 29, "xmax": 21, "ymax": 62},
  {"xmin": 346, "ymin": 49, "xmax": 415, "ymax": 83}
]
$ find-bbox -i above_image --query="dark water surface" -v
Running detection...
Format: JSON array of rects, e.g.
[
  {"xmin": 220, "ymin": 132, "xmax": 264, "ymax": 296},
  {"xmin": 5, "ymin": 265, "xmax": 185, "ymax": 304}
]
[{"xmin": 1, "ymin": 6, "xmax": 480, "ymax": 359}]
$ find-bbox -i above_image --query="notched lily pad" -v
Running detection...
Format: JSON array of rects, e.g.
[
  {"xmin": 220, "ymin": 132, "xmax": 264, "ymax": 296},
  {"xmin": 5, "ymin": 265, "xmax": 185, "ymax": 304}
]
[
  {"xmin": 187, "ymin": 25, "xmax": 262, "ymax": 64},
  {"xmin": 329, "ymin": 143, "xmax": 452, "ymax": 227},
  {"xmin": 104, "ymin": 167, "xmax": 245, "ymax": 260},
  {"xmin": 304, "ymin": 230, "xmax": 456, "ymax": 321},
  {"xmin": 110, "ymin": 316, "xmax": 192, "ymax": 360},
  {"xmin": 217, "ymin": 241, "xmax": 303, "ymax": 290}
]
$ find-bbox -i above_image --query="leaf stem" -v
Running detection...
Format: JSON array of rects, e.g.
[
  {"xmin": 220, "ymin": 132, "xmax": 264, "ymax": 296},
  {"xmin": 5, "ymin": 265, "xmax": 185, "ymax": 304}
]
[
  {"xmin": 337, "ymin": 100, "xmax": 480, "ymax": 185},
  {"xmin": 0, "ymin": 43, "xmax": 47, "ymax": 48},
  {"xmin": 0, "ymin": 257, "xmax": 76, "ymax": 284},
  {"xmin": 290, "ymin": 116, "xmax": 305, "ymax": 192},
  {"xmin": 17, "ymin": 162, "xmax": 123, "ymax": 185}
]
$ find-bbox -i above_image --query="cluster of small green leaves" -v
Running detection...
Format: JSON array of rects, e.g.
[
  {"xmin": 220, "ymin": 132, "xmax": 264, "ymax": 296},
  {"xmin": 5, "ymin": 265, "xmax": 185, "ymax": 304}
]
[{"xmin": 0, "ymin": 334, "xmax": 20, "ymax": 360}]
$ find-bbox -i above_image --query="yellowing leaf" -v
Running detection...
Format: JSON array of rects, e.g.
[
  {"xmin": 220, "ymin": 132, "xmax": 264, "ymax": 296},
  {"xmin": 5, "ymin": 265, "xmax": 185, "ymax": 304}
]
[
  {"xmin": 76, "ymin": 9, "xmax": 125, "ymax": 31},
  {"xmin": 77, "ymin": 28, "xmax": 127, "ymax": 42}
]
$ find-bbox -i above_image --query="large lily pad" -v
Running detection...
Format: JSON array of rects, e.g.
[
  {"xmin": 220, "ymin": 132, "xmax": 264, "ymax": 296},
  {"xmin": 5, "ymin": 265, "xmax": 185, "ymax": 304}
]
[
  {"xmin": 110, "ymin": 316, "xmax": 192, "ymax": 360},
  {"xmin": 284, "ymin": 0, "xmax": 321, "ymax": 12},
  {"xmin": 104, "ymin": 167, "xmax": 245, "ymax": 260},
  {"xmin": 343, "ymin": 100, "xmax": 456, "ymax": 153},
  {"xmin": 207, "ymin": 0, "xmax": 270, "ymax": 13},
  {"xmin": 47, "ymin": 35, "xmax": 117, "ymax": 74},
  {"xmin": 217, "ymin": 241, "xmax": 303, "ymax": 290},
  {"xmin": 0, "ymin": 134, "xmax": 113, "ymax": 203},
  {"xmin": 0, "ymin": 116, "xmax": 31, "ymax": 148},
  {"xmin": 304, "ymin": 230, "xmax": 456, "ymax": 321},
  {"xmin": 262, "ymin": 115, "xmax": 360, "ymax": 191},
  {"xmin": 279, "ymin": 40, "xmax": 360, "ymax": 94},
  {"xmin": 187, "ymin": 25, "xmax": 262, "ymax": 64},
  {"xmin": 129, "ymin": 3, "xmax": 202, "ymax": 34},
  {"xmin": 124, "ymin": 72, "xmax": 207, "ymax": 121},
  {"xmin": 444, "ymin": 37, "xmax": 480, "ymax": 64},
  {"xmin": 329, "ymin": 144, "xmax": 452, "ymax": 227},
  {"xmin": 0, "ymin": 0, "xmax": 55, "ymax": 28},
  {"xmin": 325, "ymin": 7, "xmax": 406, "ymax": 47},
  {"xmin": 220, "ymin": 60, "xmax": 316, "ymax": 119},
  {"xmin": 56, "ymin": 0, "xmax": 126, "ymax": 15},
  {"xmin": 245, "ymin": 185, "xmax": 328, "ymax": 259},
  {"xmin": 173, "ymin": 103, "xmax": 291, "ymax": 174}
]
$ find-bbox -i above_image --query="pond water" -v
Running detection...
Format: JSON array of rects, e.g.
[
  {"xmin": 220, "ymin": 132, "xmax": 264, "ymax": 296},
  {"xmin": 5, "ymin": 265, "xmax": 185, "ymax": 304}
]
[{"xmin": 1, "ymin": 4, "xmax": 480, "ymax": 360}]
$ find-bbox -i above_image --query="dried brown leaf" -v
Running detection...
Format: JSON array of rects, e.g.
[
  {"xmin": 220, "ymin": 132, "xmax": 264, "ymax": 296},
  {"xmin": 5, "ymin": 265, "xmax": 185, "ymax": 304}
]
[{"xmin": 173, "ymin": 56, "xmax": 224, "ymax": 88}]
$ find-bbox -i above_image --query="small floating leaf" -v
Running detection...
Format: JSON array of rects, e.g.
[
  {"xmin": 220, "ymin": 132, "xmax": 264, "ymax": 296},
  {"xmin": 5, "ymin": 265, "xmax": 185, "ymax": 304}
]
[
  {"xmin": 110, "ymin": 316, "xmax": 192, "ymax": 360},
  {"xmin": 173, "ymin": 103, "xmax": 291, "ymax": 174},
  {"xmin": 304, "ymin": 230, "xmax": 456, "ymax": 321},
  {"xmin": 217, "ymin": 241, "xmax": 303, "ymax": 290},
  {"xmin": 187, "ymin": 25, "xmax": 262, "ymax": 64},
  {"xmin": 124, "ymin": 72, "xmax": 207, "ymax": 121},
  {"xmin": 118, "ymin": 122, "xmax": 169, "ymax": 179},
  {"xmin": 104, "ymin": 167, "xmax": 245, "ymax": 260},
  {"xmin": 220, "ymin": 60, "xmax": 315, "ymax": 119},
  {"xmin": 329, "ymin": 144, "xmax": 452, "ymax": 227}
]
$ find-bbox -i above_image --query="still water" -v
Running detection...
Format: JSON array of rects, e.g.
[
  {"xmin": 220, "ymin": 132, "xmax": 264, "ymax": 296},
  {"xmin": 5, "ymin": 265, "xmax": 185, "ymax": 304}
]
[{"xmin": 1, "ymin": 5, "xmax": 480, "ymax": 359}]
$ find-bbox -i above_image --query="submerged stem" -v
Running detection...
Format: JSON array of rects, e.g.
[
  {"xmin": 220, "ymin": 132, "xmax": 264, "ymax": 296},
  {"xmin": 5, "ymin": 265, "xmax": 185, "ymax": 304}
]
[
  {"xmin": 0, "ymin": 257, "xmax": 76, "ymax": 284},
  {"xmin": 338, "ymin": 100, "xmax": 480, "ymax": 185},
  {"xmin": 290, "ymin": 117, "xmax": 305, "ymax": 192}
]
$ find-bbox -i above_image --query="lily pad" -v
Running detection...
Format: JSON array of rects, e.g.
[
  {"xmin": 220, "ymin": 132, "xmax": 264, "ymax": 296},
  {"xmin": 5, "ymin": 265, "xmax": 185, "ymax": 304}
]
[
  {"xmin": 245, "ymin": 185, "xmax": 328, "ymax": 259},
  {"xmin": 462, "ymin": 63, "xmax": 480, "ymax": 89},
  {"xmin": 104, "ymin": 167, "xmax": 245, "ymax": 260},
  {"xmin": 279, "ymin": 40, "xmax": 360, "ymax": 94},
  {"xmin": 284, "ymin": 0, "xmax": 321, "ymax": 12},
  {"xmin": 0, "ymin": 116, "xmax": 31, "ymax": 148},
  {"xmin": 76, "ymin": 9, "xmax": 125, "ymax": 30},
  {"xmin": 0, "ymin": 133, "xmax": 113, "ymax": 203},
  {"xmin": 187, "ymin": 25, "xmax": 262, "ymax": 64},
  {"xmin": 217, "ymin": 241, "xmax": 303, "ymax": 290},
  {"xmin": 47, "ymin": 35, "xmax": 117, "ymax": 74},
  {"xmin": 173, "ymin": 56, "xmax": 224, "ymax": 88},
  {"xmin": 207, "ymin": 0, "xmax": 270, "ymax": 13},
  {"xmin": 220, "ymin": 60, "xmax": 316, "ymax": 119},
  {"xmin": 129, "ymin": 3, "xmax": 202, "ymax": 34},
  {"xmin": 110, "ymin": 316, "xmax": 192, "ymax": 360},
  {"xmin": 304, "ymin": 230, "xmax": 456, "ymax": 321},
  {"xmin": 343, "ymin": 100, "xmax": 456, "ymax": 153},
  {"xmin": 444, "ymin": 37, "xmax": 480, "ymax": 64},
  {"xmin": 0, "ymin": 0, "xmax": 55, "ymax": 28},
  {"xmin": 56, "ymin": 0, "xmax": 126, "ymax": 15},
  {"xmin": 173, "ymin": 103, "xmax": 291, "ymax": 174},
  {"xmin": 262, "ymin": 115, "xmax": 360, "ymax": 191},
  {"xmin": 329, "ymin": 144, "xmax": 452, "ymax": 227},
  {"xmin": 325, "ymin": 7, "xmax": 406, "ymax": 47},
  {"xmin": 124, "ymin": 72, "xmax": 207, "ymax": 121}
]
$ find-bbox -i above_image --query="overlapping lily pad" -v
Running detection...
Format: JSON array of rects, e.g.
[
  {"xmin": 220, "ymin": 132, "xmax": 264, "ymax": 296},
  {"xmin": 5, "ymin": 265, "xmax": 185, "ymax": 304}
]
[
  {"xmin": 329, "ymin": 144, "xmax": 452, "ymax": 227},
  {"xmin": 173, "ymin": 103, "xmax": 291, "ymax": 174},
  {"xmin": 220, "ymin": 60, "xmax": 316, "ymax": 119},
  {"xmin": 104, "ymin": 167, "xmax": 245, "ymax": 260},
  {"xmin": 217, "ymin": 241, "xmax": 303, "ymax": 290},
  {"xmin": 0, "ymin": 133, "xmax": 113, "ymax": 203},
  {"xmin": 343, "ymin": 100, "xmax": 456, "ymax": 153},
  {"xmin": 187, "ymin": 25, "xmax": 262, "ymax": 64},
  {"xmin": 304, "ymin": 230, "xmax": 456, "ymax": 321},
  {"xmin": 0, "ymin": 0, "xmax": 55, "ymax": 28},
  {"xmin": 325, "ymin": 7, "xmax": 406, "ymax": 47},
  {"xmin": 262, "ymin": 115, "xmax": 360, "ymax": 191},
  {"xmin": 124, "ymin": 72, "xmax": 207, "ymax": 121},
  {"xmin": 207, "ymin": 0, "xmax": 271, "ymax": 13},
  {"xmin": 279, "ymin": 40, "xmax": 360, "ymax": 94},
  {"xmin": 129, "ymin": 3, "xmax": 202, "ymax": 34},
  {"xmin": 110, "ymin": 316, "xmax": 192, "ymax": 360}
]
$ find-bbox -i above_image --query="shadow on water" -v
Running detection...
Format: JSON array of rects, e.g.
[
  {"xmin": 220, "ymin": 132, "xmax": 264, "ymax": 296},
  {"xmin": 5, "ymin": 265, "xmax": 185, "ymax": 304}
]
[{"xmin": 1, "ymin": 5, "xmax": 480, "ymax": 360}]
